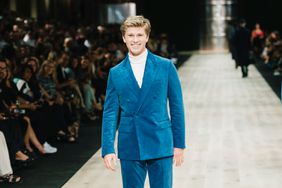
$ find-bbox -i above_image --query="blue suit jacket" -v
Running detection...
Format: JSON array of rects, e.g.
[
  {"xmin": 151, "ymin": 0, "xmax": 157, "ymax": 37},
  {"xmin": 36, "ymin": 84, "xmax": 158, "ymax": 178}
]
[{"xmin": 102, "ymin": 51, "xmax": 185, "ymax": 160}]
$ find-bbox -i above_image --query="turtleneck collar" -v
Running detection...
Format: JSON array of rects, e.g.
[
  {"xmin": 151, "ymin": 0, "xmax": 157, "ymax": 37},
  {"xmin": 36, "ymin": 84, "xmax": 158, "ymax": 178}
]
[{"xmin": 128, "ymin": 49, "xmax": 148, "ymax": 64}]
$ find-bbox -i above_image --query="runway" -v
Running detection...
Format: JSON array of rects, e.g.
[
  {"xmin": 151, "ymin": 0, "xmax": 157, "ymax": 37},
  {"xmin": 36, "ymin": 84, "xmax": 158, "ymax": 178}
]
[{"xmin": 62, "ymin": 52, "xmax": 282, "ymax": 188}]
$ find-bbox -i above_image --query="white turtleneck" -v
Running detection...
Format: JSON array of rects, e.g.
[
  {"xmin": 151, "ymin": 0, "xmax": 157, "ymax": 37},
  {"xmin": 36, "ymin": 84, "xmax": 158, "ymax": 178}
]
[{"xmin": 129, "ymin": 49, "xmax": 148, "ymax": 88}]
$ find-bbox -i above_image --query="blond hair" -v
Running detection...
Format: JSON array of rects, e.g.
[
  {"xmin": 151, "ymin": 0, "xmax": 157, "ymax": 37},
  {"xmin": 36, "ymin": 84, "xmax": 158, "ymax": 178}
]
[
  {"xmin": 37, "ymin": 60, "xmax": 56, "ymax": 81},
  {"xmin": 120, "ymin": 15, "xmax": 151, "ymax": 36}
]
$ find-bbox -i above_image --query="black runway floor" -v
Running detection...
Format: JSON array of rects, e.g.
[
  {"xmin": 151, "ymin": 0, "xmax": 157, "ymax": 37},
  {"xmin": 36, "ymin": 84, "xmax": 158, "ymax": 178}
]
[
  {"xmin": 253, "ymin": 59, "xmax": 281, "ymax": 100},
  {"xmin": 1, "ymin": 118, "xmax": 102, "ymax": 188}
]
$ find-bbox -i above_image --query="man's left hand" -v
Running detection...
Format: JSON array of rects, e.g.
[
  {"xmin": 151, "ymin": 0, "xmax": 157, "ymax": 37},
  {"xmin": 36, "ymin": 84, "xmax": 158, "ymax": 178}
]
[{"xmin": 173, "ymin": 148, "xmax": 184, "ymax": 166}]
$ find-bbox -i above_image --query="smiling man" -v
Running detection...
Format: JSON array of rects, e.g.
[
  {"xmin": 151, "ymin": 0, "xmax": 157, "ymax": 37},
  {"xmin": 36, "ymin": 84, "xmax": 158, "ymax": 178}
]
[{"xmin": 101, "ymin": 15, "xmax": 186, "ymax": 188}]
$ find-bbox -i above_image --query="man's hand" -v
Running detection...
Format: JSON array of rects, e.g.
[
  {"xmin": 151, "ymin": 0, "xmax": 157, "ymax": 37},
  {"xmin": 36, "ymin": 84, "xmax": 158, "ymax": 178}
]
[
  {"xmin": 173, "ymin": 148, "xmax": 184, "ymax": 167},
  {"xmin": 103, "ymin": 153, "xmax": 118, "ymax": 171}
]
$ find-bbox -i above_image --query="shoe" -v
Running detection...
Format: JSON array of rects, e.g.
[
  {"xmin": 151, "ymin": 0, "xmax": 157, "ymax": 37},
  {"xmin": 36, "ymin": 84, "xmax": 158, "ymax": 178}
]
[
  {"xmin": 273, "ymin": 70, "xmax": 281, "ymax": 76},
  {"xmin": 43, "ymin": 142, "xmax": 57, "ymax": 154},
  {"xmin": 56, "ymin": 131, "xmax": 76, "ymax": 143},
  {"xmin": 23, "ymin": 149, "xmax": 38, "ymax": 160},
  {"xmin": 68, "ymin": 122, "xmax": 80, "ymax": 139},
  {"xmin": 0, "ymin": 174, "xmax": 23, "ymax": 184},
  {"xmin": 14, "ymin": 158, "xmax": 32, "ymax": 169},
  {"xmin": 88, "ymin": 114, "xmax": 99, "ymax": 121}
]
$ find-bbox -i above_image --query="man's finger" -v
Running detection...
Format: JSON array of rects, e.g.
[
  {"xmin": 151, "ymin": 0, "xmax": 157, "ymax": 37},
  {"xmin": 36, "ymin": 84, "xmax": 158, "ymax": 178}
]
[{"xmin": 174, "ymin": 155, "xmax": 184, "ymax": 166}]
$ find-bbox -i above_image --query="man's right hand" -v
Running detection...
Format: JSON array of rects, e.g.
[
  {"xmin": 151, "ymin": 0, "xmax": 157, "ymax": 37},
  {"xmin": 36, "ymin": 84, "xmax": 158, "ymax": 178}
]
[{"xmin": 103, "ymin": 153, "xmax": 118, "ymax": 171}]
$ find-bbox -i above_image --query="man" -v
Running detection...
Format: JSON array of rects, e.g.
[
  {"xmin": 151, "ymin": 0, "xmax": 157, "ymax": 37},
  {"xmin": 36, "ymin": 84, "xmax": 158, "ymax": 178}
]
[
  {"xmin": 234, "ymin": 19, "xmax": 251, "ymax": 78},
  {"xmin": 226, "ymin": 20, "xmax": 238, "ymax": 69},
  {"xmin": 102, "ymin": 15, "xmax": 185, "ymax": 188}
]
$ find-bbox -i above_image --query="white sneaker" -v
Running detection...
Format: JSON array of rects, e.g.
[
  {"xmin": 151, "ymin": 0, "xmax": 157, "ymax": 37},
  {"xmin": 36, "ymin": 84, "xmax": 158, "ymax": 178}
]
[
  {"xmin": 273, "ymin": 70, "xmax": 281, "ymax": 76},
  {"xmin": 43, "ymin": 142, "xmax": 57, "ymax": 154}
]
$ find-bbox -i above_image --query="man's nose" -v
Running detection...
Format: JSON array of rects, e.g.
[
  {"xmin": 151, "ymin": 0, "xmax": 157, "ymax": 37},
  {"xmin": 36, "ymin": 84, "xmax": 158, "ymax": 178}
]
[{"xmin": 133, "ymin": 36, "xmax": 138, "ymax": 42}]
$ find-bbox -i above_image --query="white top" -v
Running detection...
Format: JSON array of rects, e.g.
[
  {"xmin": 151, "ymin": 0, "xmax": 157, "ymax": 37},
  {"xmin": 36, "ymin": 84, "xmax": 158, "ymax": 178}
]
[{"xmin": 129, "ymin": 49, "xmax": 148, "ymax": 88}]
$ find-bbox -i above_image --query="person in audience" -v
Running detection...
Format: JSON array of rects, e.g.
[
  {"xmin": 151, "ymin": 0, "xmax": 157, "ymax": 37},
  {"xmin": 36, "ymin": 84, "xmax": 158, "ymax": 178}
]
[
  {"xmin": 261, "ymin": 31, "xmax": 281, "ymax": 68},
  {"xmin": 1, "ymin": 59, "xmax": 53, "ymax": 158},
  {"xmin": 37, "ymin": 60, "xmax": 76, "ymax": 143},
  {"xmin": 76, "ymin": 55, "xmax": 100, "ymax": 121},
  {"xmin": 91, "ymin": 67, "xmax": 107, "ymax": 111},
  {"xmin": 0, "ymin": 130, "xmax": 23, "ymax": 184},
  {"xmin": 14, "ymin": 62, "xmax": 58, "ymax": 154},
  {"xmin": 0, "ymin": 58, "xmax": 32, "ymax": 167},
  {"xmin": 251, "ymin": 23, "xmax": 265, "ymax": 56},
  {"xmin": 55, "ymin": 52, "xmax": 82, "ymax": 137}
]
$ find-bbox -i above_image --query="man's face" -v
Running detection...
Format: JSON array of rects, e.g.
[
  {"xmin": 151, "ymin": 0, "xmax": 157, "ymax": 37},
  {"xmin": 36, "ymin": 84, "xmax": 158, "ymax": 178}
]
[
  {"xmin": 23, "ymin": 68, "xmax": 32, "ymax": 81},
  {"xmin": 0, "ymin": 61, "xmax": 8, "ymax": 80},
  {"xmin": 122, "ymin": 26, "xmax": 149, "ymax": 56}
]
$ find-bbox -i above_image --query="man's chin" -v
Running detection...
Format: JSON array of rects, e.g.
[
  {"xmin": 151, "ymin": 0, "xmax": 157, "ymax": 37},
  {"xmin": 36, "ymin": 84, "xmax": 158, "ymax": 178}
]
[{"xmin": 130, "ymin": 49, "xmax": 144, "ymax": 56}]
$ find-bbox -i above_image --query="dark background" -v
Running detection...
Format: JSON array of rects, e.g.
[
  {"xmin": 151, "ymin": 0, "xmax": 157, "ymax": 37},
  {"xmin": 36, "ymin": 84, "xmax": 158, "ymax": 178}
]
[
  {"xmin": 0, "ymin": 0, "xmax": 281, "ymax": 51},
  {"xmin": 141, "ymin": 0, "xmax": 282, "ymax": 50}
]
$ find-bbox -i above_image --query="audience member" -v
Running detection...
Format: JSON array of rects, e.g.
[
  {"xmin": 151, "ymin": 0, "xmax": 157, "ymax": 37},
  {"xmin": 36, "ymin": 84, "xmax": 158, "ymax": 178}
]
[{"xmin": 0, "ymin": 130, "xmax": 23, "ymax": 184}]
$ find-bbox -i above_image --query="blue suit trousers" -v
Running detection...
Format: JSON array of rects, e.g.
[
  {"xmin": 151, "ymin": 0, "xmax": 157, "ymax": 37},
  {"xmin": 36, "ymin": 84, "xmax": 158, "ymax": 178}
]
[{"xmin": 120, "ymin": 156, "xmax": 173, "ymax": 188}]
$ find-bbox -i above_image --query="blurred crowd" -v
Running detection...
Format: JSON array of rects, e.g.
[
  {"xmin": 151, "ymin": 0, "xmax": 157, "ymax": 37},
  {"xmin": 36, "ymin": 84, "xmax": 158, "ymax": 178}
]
[{"xmin": 227, "ymin": 19, "xmax": 282, "ymax": 77}]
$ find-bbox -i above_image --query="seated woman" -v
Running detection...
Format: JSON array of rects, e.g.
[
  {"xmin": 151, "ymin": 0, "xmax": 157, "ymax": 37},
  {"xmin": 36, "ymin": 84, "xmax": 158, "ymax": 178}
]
[
  {"xmin": 37, "ymin": 60, "xmax": 76, "ymax": 142},
  {"xmin": 0, "ymin": 59, "xmax": 53, "ymax": 161},
  {"xmin": 75, "ymin": 55, "xmax": 100, "ymax": 122},
  {"xmin": 0, "ymin": 130, "xmax": 22, "ymax": 184},
  {"xmin": 13, "ymin": 64, "xmax": 57, "ymax": 154},
  {"xmin": 55, "ymin": 53, "xmax": 82, "ymax": 138},
  {"xmin": 0, "ymin": 58, "xmax": 31, "ymax": 167}
]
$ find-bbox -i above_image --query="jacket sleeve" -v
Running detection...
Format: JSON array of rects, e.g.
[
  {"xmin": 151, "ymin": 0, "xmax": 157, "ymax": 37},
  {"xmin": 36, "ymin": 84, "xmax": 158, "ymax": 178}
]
[
  {"xmin": 168, "ymin": 61, "xmax": 186, "ymax": 149},
  {"xmin": 101, "ymin": 70, "xmax": 119, "ymax": 157}
]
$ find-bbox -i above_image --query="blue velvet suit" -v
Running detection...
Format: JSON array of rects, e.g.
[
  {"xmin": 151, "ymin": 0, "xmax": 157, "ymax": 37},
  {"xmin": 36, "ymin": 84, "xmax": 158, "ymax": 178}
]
[{"xmin": 102, "ymin": 50, "xmax": 185, "ymax": 187}]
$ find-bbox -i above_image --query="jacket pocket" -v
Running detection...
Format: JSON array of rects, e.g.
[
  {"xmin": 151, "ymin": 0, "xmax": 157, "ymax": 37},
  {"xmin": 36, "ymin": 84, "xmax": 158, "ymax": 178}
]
[{"xmin": 157, "ymin": 120, "xmax": 172, "ymax": 129}]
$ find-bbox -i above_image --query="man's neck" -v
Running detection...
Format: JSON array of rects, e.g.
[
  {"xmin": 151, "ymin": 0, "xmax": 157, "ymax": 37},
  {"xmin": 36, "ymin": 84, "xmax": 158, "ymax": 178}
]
[
  {"xmin": 129, "ymin": 49, "xmax": 147, "ymax": 58},
  {"xmin": 129, "ymin": 49, "xmax": 148, "ymax": 64}
]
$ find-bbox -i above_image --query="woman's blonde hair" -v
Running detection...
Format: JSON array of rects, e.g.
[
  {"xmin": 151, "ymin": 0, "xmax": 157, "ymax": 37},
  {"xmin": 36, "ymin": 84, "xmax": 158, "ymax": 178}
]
[
  {"xmin": 120, "ymin": 15, "xmax": 151, "ymax": 36},
  {"xmin": 37, "ymin": 59, "xmax": 56, "ymax": 81}
]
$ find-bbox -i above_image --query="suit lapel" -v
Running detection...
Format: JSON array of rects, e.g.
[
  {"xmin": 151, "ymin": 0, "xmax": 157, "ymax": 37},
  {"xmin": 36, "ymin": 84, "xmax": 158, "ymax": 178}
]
[
  {"xmin": 122, "ymin": 57, "xmax": 140, "ymax": 98},
  {"xmin": 121, "ymin": 52, "xmax": 159, "ymax": 113}
]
